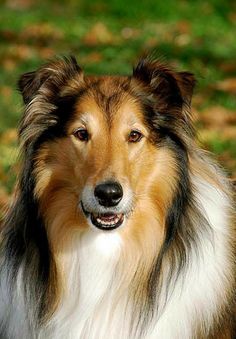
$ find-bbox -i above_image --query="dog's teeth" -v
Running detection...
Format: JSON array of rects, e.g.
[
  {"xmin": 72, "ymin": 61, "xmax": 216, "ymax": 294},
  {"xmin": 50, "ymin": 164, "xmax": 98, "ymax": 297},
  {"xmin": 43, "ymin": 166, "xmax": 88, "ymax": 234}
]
[
  {"xmin": 90, "ymin": 213, "xmax": 124, "ymax": 229},
  {"xmin": 95, "ymin": 215, "xmax": 121, "ymax": 226}
]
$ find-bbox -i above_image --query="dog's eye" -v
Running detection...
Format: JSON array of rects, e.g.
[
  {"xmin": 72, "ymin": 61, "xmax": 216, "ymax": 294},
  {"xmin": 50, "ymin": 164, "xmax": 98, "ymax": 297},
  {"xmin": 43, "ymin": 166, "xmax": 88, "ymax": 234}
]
[
  {"xmin": 73, "ymin": 128, "xmax": 89, "ymax": 141},
  {"xmin": 128, "ymin": 130, "xmax": 143, "ymax": 143}
]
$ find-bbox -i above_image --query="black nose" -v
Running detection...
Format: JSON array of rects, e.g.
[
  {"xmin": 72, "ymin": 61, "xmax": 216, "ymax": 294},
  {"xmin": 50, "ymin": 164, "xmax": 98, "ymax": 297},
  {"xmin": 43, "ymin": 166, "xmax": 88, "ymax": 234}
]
[{"xmin": 94, "ymin": 182, "xmax": 123, "ymax": 207}]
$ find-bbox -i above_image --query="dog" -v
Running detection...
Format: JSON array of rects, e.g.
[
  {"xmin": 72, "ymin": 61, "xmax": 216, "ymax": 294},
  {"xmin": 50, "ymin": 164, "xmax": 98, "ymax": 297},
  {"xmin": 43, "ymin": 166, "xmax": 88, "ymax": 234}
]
[{"xmin": 0, "ymin": 56, "xmax": 235, "ymax": 339}]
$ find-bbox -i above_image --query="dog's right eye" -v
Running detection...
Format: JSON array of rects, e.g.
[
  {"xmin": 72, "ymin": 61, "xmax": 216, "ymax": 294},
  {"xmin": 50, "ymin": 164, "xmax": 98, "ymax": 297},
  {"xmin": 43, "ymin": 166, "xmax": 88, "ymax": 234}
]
[
  {"xmin": 128, "ymin": 130, "xmax": 143, "ymax": 143},
  {"xmin": 73, "ymin": 128, "xmax": 89, "ymax": 142}
]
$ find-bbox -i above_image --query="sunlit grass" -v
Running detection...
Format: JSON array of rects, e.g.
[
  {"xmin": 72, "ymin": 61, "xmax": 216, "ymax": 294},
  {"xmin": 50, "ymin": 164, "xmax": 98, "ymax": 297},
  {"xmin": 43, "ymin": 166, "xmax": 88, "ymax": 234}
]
[{"xmin": 0, "ymin": 0, "xmax": 235, "ymax": 198}]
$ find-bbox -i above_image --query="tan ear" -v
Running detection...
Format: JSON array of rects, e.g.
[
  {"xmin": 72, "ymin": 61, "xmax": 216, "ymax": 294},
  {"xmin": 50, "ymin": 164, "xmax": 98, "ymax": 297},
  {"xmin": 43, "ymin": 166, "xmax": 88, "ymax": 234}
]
[{"xmin": 18, "ymin": 56, "xmax": 82, "ymax": 104}]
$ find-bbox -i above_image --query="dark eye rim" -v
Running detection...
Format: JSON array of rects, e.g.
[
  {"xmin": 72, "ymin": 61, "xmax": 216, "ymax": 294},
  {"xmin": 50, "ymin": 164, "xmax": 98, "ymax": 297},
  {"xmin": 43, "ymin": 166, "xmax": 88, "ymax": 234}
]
[
  {"xmin": 73, "ymin": 128, "xmax": 89, "ymax": 141},
  {"xmin": 128, "ymin": 130, "xmax": 144, "ymax": 143}
]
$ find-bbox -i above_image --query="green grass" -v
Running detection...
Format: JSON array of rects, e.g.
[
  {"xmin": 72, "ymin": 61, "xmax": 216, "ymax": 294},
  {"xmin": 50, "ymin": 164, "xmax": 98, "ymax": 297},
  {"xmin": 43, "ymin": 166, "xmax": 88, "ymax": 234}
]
[{"xmin": 0, "ymin": 0, "xmax": 236, "ymax": 196}]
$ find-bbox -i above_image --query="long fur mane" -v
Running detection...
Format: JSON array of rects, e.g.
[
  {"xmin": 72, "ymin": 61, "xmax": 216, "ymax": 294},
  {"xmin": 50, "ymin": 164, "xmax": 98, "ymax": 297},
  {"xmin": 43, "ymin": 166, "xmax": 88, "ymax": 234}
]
[{"xmin": 0, "ymin": 56, "xmax": 235, "ymax": 339}]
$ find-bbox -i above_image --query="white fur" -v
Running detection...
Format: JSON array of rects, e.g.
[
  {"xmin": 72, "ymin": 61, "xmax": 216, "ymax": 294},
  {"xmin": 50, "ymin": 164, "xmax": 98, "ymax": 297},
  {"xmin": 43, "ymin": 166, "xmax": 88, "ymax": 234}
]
[
  {"xmin": 2, "ymin": 175, "xmax": 233, "ymax": 338},
  {"xmin": 37, "ymin": 175, "xmax": 233, "ymax": 338},
  {"xmin": 41, "ymin": 230, "xmax": 129, "ymax": 339},
  {"xmin": 148, "ymin": 176, "xmax": 233, "ymax": 338},
  {"xmin": 0, "ymin": 266, "xmax": 32, "ymax": 339}
]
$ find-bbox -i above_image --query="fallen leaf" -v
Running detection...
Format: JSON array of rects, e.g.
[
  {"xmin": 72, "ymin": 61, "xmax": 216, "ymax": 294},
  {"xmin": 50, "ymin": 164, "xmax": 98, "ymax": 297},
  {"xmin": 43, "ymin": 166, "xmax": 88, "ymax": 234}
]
[
  {"xmin": 85, "ymin": 52, "xmax": 103, "ymax": 63},
  {"xmin": 0, "ymin": 129, "xmax": 18, "ymax": 144},
  {"xmin": 0, "ymin": 29, "xmax": 18, "ymax": 42},
  {"xmin": 175, "ymin": 20, "xmax": 191, "ymax": 34},
  {"xmin": 218, "ymin": 61, "xmax": 236, "ymax": 73},
  {"xmin": 38, "ymin": 47, "xmax": 55, "ymax": 59},
  {"xmin": 20, "ymin": 23, "xmax": 63, "ymax": 43},
  {"xmin": 83, "ymin": 22, "xmax": 115, "ymax": 46},
  {"xmin": 121, "ymin": 27, "xmax": 140, "ymax": 40},
  {"xmin": 200, "ymin": 106, "xmax": 236, "ymax": 127},
  {"xmin": 215, "ymin": 78, "xmax": 236, "ymax": 94},
  {"xmin": 175, "ymin": 34, "xmax": 191, "ymax": 46},
  {"xmin": 2, "ymin": 59, "xmax": 17, "ymax": 71},
  {"xmin": 0, "ymin": 86, "xmax": 13, "ymax": 98},
  {"xmin": 6, "ymin": 0, "xmax": 33, "ymax": 10}
]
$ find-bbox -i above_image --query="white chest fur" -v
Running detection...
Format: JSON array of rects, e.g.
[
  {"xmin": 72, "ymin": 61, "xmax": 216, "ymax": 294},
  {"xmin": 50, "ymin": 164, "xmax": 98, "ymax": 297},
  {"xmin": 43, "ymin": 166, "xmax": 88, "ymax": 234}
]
[{"xmin": 42, "ymin": 177, "xmax": 233, "ymax": 339}]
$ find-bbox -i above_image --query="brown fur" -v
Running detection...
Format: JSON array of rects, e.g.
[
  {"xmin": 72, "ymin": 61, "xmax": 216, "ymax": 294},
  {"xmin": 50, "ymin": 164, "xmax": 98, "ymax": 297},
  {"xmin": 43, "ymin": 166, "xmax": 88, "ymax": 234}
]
[
  {"xmin": 1, "ymin": 56, "xmax": 234, "ymax": 338},
  {"xmin": 33, "ymin": 84, "xmax": 180, "ymax": 302}
]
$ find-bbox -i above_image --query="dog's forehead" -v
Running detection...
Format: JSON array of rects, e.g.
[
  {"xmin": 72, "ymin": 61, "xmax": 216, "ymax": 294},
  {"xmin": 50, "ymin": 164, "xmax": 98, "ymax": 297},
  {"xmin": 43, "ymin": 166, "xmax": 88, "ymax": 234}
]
[
  {"xmin": 85, "ymin": 75, "xmax": 125, "ymax": 93},
  {"xmin": 71, "ymin": 76, "xmax": 145, "ymax": 127}
]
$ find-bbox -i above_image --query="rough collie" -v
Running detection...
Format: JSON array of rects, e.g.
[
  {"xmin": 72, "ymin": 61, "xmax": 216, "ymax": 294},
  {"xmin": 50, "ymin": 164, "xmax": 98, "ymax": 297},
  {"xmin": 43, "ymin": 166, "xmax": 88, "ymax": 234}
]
[{"xmin": 0, "ymin": 56, "xmax": 235, "ymax": 339}]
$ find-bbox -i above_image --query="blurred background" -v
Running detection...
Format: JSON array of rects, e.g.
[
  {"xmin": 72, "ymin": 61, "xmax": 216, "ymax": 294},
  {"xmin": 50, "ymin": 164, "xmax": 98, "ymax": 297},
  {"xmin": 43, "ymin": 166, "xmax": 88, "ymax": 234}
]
[{"xmin": 0, "ymin": 0, "xmax": 236, "ymax": 212}]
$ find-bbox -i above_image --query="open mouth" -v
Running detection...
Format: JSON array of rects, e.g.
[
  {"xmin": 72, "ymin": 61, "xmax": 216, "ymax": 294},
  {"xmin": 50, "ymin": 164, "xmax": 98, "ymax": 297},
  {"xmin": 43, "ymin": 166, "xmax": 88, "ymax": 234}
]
[
  {"xmin": 91, "ymin": 213, "xmax": 124, "ymax": 230},
  {"xmin": 81, "ymin": 203, "xmax": 124, "ymax": 230}
]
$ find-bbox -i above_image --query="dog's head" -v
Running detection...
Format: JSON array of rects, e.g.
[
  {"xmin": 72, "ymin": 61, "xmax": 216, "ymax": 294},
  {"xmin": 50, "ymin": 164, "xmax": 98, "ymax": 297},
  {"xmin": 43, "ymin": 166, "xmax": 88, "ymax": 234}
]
[{"xmin": 18, "ymin": 56, "xmax": 195, "ymax": 248}]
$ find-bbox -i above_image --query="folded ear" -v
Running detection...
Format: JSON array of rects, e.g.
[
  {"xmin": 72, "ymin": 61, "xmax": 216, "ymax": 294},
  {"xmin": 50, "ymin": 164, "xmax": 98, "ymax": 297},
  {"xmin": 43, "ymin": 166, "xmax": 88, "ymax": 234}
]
[
  {"xmin": 171, "ymin": 70, "xmax": 196, "ymax": 107},
  {"xmin": 132, "ymin": 58, "xmax": 196, "ymax": 113},
  {"xmin": 18, "ymin": 70, "xmax": 47, "ymax": 105},
  {"xmin": 18, "ymin": 56, "xmax": 83, "ymax": 104}
]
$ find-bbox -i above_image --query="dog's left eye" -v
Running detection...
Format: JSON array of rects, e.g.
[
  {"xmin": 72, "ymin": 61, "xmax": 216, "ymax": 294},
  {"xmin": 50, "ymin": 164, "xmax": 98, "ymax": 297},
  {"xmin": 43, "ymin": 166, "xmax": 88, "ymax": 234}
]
[
  {"xmin": 128, "ymin": 130, "xmax": 143, "ymax": 143},
  {"xmin": 73, "ymin": 128, "xmax": 89, "ymax": 141}
]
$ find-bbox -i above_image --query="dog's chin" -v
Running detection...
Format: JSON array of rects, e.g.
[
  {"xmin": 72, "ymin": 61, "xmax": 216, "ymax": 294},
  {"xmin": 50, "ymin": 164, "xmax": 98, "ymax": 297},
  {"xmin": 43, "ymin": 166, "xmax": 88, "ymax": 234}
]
[{"xmin": 81, "ymin": 202, "xmax": 125, "ymax": 231}]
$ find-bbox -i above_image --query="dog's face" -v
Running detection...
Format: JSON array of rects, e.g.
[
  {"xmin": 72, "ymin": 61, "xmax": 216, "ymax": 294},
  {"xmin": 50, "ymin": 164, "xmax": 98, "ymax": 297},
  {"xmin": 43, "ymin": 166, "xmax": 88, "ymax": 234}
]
[
  {"xmin": 18, "ymin": 57, "xmax": 195, "ymax": 249},
  {"xmin": 69, "ymin": 89, "xmax": 148, "ymax": 231}
]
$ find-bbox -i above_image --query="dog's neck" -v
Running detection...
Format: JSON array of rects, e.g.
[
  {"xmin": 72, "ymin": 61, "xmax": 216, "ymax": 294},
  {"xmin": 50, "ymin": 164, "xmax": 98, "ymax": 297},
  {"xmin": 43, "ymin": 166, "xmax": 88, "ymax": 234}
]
[{"xmin": 43, "ymin": 174, "xmax": 233, "ymax": 339}]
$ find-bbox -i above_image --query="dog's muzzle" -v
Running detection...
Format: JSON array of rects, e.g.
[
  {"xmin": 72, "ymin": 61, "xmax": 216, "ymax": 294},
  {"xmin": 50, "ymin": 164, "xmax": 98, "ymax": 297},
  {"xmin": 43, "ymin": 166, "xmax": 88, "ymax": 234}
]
[{"xmin": 81, "ymin": 181, "xmax": 128, "ymax": 231}]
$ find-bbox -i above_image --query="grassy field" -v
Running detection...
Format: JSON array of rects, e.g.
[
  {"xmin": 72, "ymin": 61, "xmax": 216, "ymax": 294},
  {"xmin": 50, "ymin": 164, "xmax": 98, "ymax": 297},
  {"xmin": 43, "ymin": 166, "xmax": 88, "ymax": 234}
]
[{"xmin": 0, "ymin": 0, "xmax": 236, "ymax": 209}]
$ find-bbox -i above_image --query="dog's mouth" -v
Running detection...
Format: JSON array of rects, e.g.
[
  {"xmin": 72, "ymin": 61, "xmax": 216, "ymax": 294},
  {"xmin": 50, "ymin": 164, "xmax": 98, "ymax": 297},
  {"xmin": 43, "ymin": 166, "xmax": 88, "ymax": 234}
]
[
  {"xmin": 91, "ymin": 212, "xmax": 124, "ymax": 230},
  {"xmin": 81, "ymin": 203, "xmax": 125, "ymax": 230}
]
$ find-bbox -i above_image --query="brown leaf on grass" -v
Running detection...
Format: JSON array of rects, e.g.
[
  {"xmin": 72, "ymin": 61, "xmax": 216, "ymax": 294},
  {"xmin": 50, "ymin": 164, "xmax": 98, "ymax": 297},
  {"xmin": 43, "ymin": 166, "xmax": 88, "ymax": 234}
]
[
  {"xmin": 0, "ymin": 86, "xmax": 13, "ymax": 99},
  {"xmin": 83, "ymin": 23, "xmax": 115, "ymax": 46},
  {"xmin": 214, "ymin": 78, "xmax": 236, "ymax": 94},
  {"xmin": 218, "ymin": 61, "xmax": 236, "ymax": 73},
  {"xmin": 175, "ymin": 20, "xmax": 192, "ymax": 34},
  {"xmin": 14, "ymin": 44, "xmax": 35, "ymax": 59},
  {"xmin": 0, "ymin": 29, "xmax": 18, "ymax": 42},
  {"xmin": 200, "ymin": 126, "xmax": 236, "ymax": 140},
  {"xmin": 175, "ymin": 34, "xmax": 191, "ymax": 46},
  {"xmin": 173, "ymin": 21, "xmax": 191, "ymax": 46},
  {"xmin": 221, "ymin": 126, "xmax": 236, "ymax": 139},
  {"xmin": 144, "ymin": 37, "xmax": 159, "ymax": 48},
  {"xmin": 37, "ymin": 47, "xmax": 55, "ymax": 59},
  {"xmin": 0, "ymin": 129, "xmax": 18, "ymax": 144},
  {"xmin": 228, "ymin": 12, "xmax": 236, "ymax": 24},
  {"xmin": 192, "ymin": 94, "xmax": 208, "ymax": 108},
  {"xmin": 1, "ymin": 44, "xmax": 34, "ymax": 69},
  {"xmin": 84, "ymin": 52, "xmax": 103, "ymax": 63},
  {"xmin": 6, "ymin": 0, "xmax": 33, "ymax": 10},
  {"xmin": 121, "ymin": 27, "xmax": 140, "ymax": 40},
  {"xmin": 20, "ymin": 24, "xmax": 63, "ymax": 44},
  {"xmin": 199, "ymin": 106, "xmax": 236, "ymax": 127},
  {"xmin": 2, "ymin": 59, "xmax": 17, "ymax": 71}
]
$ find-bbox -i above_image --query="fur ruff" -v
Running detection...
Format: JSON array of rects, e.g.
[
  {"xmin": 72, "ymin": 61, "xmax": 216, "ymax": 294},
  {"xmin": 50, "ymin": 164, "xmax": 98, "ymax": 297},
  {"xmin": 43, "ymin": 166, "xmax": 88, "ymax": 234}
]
[{"xmin": 0, "ymin": 56, "xmax": 235, "ymax": 339}]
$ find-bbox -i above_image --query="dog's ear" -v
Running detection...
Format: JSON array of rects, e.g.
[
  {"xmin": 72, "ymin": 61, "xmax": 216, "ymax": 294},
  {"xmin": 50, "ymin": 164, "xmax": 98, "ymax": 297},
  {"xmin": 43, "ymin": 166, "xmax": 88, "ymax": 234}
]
[
  {"xmin": 132, "ymin": 58, "xmax": 196, "ymax": 113},
  {"xmin": 18, "ymin": 56, "xmax": 83, "ymax": 104},
  {"xmin": 18, "ymin": 70, "xmax": 47, "ymax": 105}
]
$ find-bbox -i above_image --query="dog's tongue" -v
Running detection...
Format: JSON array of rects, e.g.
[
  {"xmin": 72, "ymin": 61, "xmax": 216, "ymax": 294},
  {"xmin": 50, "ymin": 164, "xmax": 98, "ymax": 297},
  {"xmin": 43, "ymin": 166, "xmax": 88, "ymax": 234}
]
[
  {"xmin": 90, "ymin": 212, "xmax": 124, "ymax": 229},
  {"xmin": 93, "ymin": 213, "xmax": 123, "ymax": 226},
  {"xmin": 100, "ymin": 214, "xmax": 117, "ymax": 221}
]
